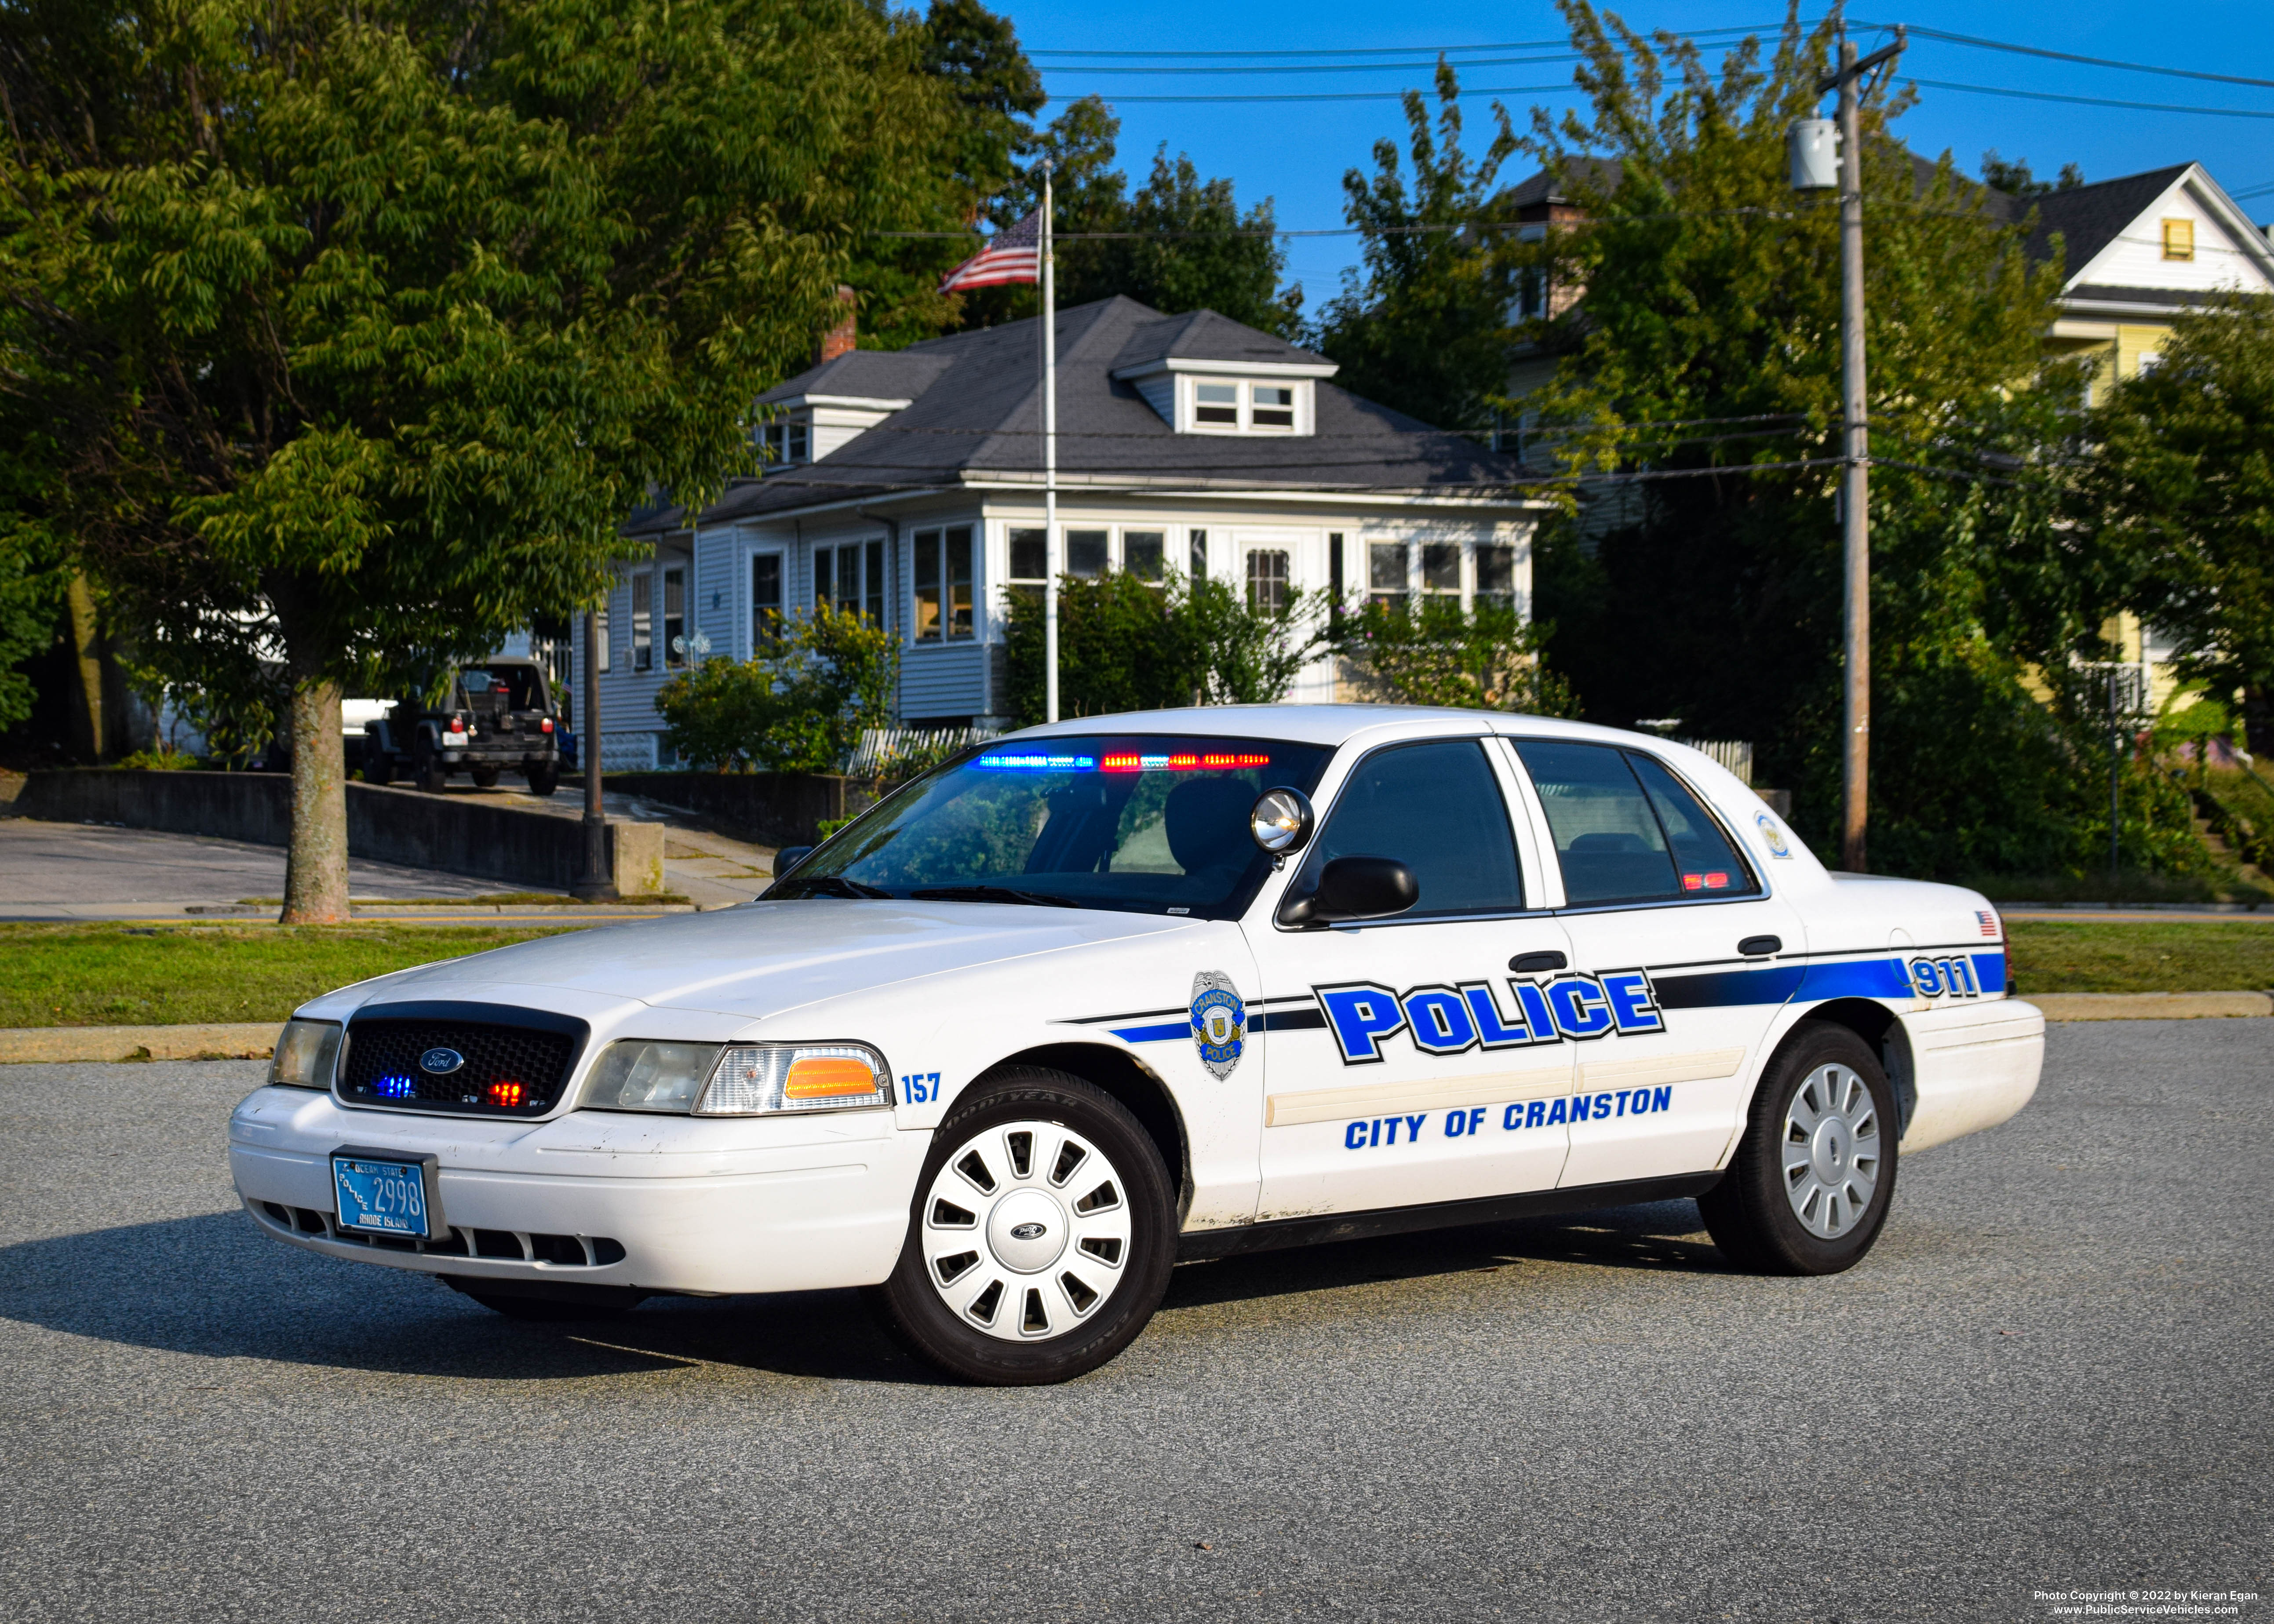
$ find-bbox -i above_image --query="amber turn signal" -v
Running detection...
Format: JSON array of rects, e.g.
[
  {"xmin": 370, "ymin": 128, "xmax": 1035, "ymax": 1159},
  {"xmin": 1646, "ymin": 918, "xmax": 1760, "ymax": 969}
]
[{"xmin": 784, "ymin": 1056, "xmax": 884, "ymax": 1099}]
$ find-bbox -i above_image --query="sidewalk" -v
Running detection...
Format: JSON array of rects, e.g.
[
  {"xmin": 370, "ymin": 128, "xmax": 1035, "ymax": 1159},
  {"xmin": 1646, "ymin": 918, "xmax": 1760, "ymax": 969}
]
[{"xmin": 445, "ymin": 779, "xmax": 779, "ymax": 908}]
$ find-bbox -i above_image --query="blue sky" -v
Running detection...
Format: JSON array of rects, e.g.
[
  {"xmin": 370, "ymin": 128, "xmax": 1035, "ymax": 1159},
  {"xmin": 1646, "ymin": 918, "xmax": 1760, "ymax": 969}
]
[{"xmin": 1002, "ymin": 1, "xmax": 2274, "ymax": 312}]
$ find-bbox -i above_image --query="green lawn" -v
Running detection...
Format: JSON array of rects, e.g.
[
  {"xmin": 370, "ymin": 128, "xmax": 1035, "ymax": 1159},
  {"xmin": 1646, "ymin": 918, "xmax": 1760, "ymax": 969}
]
[
  {"xmin": 0, "ymin": 924, "xmax": 583, "ymax": 1028},
  {"xmin": 1, "ymin": 918, "xmax": 2268, "ymax": 1029},
  {"xmin": 2006, "ymin": 920, "xmax": 2274, "ymax": 995}
]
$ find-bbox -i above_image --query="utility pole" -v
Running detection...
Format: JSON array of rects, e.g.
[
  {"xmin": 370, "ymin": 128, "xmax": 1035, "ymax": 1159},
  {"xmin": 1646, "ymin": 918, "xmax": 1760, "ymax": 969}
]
[
  {"xmin": 1793, "ymin": 25, "xmax": 1902, "ymax": 873},
  {"xmin": 572, "ymin": 606, "xmax": 616, "ymax": 901}
]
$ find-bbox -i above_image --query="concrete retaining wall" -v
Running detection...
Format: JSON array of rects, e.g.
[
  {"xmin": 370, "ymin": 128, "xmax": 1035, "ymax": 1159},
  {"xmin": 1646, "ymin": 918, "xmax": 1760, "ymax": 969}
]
[
  {"xmin": 603, "ymin": 771, "xmax": 869, "ymax": 847},
  {"xmin": 15, "ymin": 768, "xmax": 659, "ymax": 893}
]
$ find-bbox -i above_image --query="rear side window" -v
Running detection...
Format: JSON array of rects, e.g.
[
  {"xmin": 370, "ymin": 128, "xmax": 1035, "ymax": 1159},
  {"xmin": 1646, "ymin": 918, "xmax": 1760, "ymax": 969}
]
[
  {"xmin": 1512, "ymin": 740, "xmax": 1757, "ymax": 906},
  {"xmin": 1305, "ymin": 739, "xmax": 1524, "ymax": 916}
]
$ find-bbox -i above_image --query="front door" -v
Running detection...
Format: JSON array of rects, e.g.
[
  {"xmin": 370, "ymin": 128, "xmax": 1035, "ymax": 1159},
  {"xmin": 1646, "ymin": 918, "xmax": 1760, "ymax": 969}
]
[
  {"xmin": 1250, "ymin": 736, "xmax": 1575, "ymax": 1219},
  {"xmin": 1504, "ymin": 738, "xmax": 1807, "ymax": 1188}
]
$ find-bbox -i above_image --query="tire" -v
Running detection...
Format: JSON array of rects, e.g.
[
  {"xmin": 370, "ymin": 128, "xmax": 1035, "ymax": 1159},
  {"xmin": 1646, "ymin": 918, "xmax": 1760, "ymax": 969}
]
[
  {"xmin": 469, "ymin": 765, "xmax": 501, "ymax": 789},
  {"xmin": 412, "ymin": 739, "xmax": 448, "ymax": 794},
  {"xmin": 869, "ymin": 1068, "xmax": 1177, "ymax": 1385},
  {"xmin": 524, "ymin": 761, "xmax": 559, "ymax": 797},
  {"xmin": 1700, "ymin": 1021, "xmax": 1899, "ymax": 1276},
  {"xmin": 365, "ymin": 751, "xmax": 396, "ymax": 787}
]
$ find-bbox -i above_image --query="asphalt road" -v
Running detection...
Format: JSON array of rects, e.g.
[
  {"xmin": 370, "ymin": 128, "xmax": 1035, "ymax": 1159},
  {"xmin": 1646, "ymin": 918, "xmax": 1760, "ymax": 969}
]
[{"xmin": 0, "ymin": 1023, "xmax": 2266, "ymax": 1623}]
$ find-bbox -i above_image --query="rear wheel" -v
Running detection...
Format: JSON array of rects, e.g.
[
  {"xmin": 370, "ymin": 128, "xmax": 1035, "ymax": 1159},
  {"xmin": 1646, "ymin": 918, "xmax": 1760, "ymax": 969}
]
[
  {"xmin": 524, "ymin": 761, "xmax": 559, "ymax": 797},
  {"xmin": 412, "ymin": 738, "xmax": 448, "ymax": 794},
  {"xmin": 870, "ymin": 1068, "xmax": 1176, "ymax": 1385},
  {"xmin": 1699, "ymin": 1022, "xmax": 1898, "ymax": 1275}
]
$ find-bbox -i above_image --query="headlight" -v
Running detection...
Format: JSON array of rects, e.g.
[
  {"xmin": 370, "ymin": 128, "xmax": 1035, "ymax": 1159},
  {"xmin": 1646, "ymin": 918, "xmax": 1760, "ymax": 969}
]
[
  {"xmin": 268, "ymin": 1020, "xmax": 343, "ymax": 1090},
  {"xmin": 582, "ymin": 1041, "xmax": 722, "ymax": 1113},
  {"xmin": 698, "ymin": 1044, "xmax": 893, "ymax": 1115},
  {"xmin": 579, "ymin": 1040, "xmax": 893, "ymax": 1116}
]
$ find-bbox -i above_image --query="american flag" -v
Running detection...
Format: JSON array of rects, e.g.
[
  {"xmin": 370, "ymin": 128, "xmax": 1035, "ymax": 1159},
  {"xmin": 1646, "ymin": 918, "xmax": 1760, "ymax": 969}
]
[
  {"xmin": 938, "ymin": 208, "xmax": 1042, "ymax": 292},
  {"xmin": 1977, "ymin": 909, "xmax": 2001, "ymax": 939}
]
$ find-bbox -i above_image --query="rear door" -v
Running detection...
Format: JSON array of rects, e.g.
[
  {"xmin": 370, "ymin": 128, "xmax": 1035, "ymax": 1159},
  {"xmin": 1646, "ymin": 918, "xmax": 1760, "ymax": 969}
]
[
  {"xmin": 1503, "ymin": 739, "xmax": 1807, "ymax": 1188},
  {"xmin": 1249, "ymin": 736, "xmax": 1574, "ymax": 1219}
]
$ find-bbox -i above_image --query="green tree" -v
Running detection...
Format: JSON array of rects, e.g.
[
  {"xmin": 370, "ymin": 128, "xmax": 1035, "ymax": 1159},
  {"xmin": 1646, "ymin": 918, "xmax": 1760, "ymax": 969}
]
[
  {"xmin": 952, "ymin": 95, "xmax": 1299, "ymax": 336},
  {"xmin": 1328, "ymin": 599, "xmax": 1580, "ymax": 716},
  {"xmin": 2084, "ymin": 294, "xmax": 2274, "ymax": 752},
  {"xmin": 1516, "ymin": 1, "xmax": 2156, "ymax": 878},
  {"xmin": 0, "ymin": 0, "xmax": 977, "ymax": 919},
  {"xmin": 1000, "ymin": 573, "xmax": 1323, "ymax": 727},
  {"xmin": 1311, "ymin": 62, "xmax": 1521, "ymax": 431}
]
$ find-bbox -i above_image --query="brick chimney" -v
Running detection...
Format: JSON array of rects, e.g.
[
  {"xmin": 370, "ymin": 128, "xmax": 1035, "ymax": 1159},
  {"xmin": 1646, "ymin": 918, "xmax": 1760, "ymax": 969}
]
[{"xmin": 818, "ymin": 285, "xmax": 856, "ymax": 364}]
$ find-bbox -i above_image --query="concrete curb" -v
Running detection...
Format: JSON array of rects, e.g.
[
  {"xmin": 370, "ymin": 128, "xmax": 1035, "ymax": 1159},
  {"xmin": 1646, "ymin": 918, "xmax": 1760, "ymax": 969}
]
[
  {"xmin": 0, "ymin": 1023, "xmax": 281, "ymax": 1063},
  {"xmin": 2033, "ymin": 991, "xmax": 2274, "ymax": 1021}
]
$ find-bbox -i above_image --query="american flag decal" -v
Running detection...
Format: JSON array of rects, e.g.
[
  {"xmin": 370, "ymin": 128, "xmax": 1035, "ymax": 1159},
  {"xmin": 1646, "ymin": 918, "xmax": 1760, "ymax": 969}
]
[
  {"xmin": 1977, "ymin": 909, "xmax": 2000, "ymax": 938},
  {"xmin": 938, "ymin": 208, "xmax": 1042, "ymax": 292}
]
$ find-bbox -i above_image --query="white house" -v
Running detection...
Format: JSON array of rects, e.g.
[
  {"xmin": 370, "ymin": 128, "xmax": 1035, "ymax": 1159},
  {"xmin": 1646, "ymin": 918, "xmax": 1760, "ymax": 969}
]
[{"xmin": 580, "ymin": 296, "xmax": 1550, "ymax": 768}]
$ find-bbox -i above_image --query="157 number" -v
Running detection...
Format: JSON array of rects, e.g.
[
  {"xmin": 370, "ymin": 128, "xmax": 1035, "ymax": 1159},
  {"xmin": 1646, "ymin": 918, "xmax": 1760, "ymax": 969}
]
[{"xmin": 900, "ymin": 1071, "xmax": 943, "ymax": 1104}]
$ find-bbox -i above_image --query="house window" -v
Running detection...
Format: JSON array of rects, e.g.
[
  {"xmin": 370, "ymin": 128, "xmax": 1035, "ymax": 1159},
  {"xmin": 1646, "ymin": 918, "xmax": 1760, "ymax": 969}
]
[
  {"xmin": 594, "ymin": 607, "xmax": 611, "ymax": 674},
  {"xmin": 2161, "ymin": 219, "xmax": 2194, "ymax": 262},
  {"xmin": 1066, "ymin": 529, "xmax": 1109, "ymax": 579},
  {"xmin": 1246, "ymin": 550, "xmax": 1290, "ymax": 613},
  {"xmin": 762, "ymin": 420, "xmax": 809, "ymax": 466},
  {"xmin": 1189, "ymin": 530, "xmax": 1209, "ymax": 579},
  {"xmin": 1250, "ymin": 385, "xmax": 1295, "ymax": 430},
  {"xmin": 1328, "ymin": 532, "xmax": 1345, "ymax": 606},
  {"xmin": 1008, "ymin": 527, "xmax": 1046, "ymax": 606},
  {"xmin": 1369, "ymin": 541, "xmax": 1407, "ymax": 611},
  {"xmin": 1124, "ymin": 530, "xmax": 1166, "ymax": 582},
  {"xmin": 631, "ymin": 573, "xmax": 653, "ymax": 671},
  {"xmin": 1421, "ymin": 543, "xmax": 1461, "ymax": 601},
  {"xmin": 662, "ymin": 567, "xmax": 687, "ymax": 667},
  {"xmin": 866, "ymin": 539, "xmax": 886, "ymax": 627},
  {"xmin": 1476, "ymin": 543, "xmax": 1516, "ymax": 612},
  {"xmin": 751, "ymin": 553, "xmax": 782, "ymax": 645},
  {"xmin": 913, "ymin": 526, "xmax": 974, "ymax": 642},
  {"xmin": 1195, "ymin": 382, "xmax": 1239, "ymax": 425}
]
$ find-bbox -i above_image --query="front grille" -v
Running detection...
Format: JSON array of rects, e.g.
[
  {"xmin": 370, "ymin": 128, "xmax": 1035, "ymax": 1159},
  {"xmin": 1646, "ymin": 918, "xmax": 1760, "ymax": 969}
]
[
  {"xmin": 255, "ymin": 1202, "xmax": 623, "ymax": 1265},
  {"xmin": 339, "ymin": 1005, "xmax": 584, "ymax": 1116}
]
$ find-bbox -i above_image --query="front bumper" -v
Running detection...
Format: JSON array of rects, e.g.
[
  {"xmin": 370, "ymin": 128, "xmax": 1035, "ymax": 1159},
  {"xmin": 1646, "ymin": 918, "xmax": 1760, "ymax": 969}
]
[{"xmin": 229, "ymin": 1086, "xmax": 930, "ymax": 1296}]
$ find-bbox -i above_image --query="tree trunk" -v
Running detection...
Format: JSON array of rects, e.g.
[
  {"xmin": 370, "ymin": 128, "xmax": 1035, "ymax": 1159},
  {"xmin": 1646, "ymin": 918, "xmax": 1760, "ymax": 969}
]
[
  {"xmin": 65, "ymin": 572, "xmax": 105, "ymax": 761},
  {"xmin": 281, "ymin": 672, "xmax": 351, "ymax": 924}
]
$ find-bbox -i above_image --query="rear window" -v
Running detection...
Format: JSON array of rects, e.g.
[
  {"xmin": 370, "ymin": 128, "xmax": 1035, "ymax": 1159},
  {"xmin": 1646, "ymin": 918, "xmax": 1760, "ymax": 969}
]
[
  {"xmin": 1512, "ymin": 740, "xmax": 1758, "ymax": 907},
  {"xmin": 456, "ymin": 667, "xmax": 545, "ymax": 710}
]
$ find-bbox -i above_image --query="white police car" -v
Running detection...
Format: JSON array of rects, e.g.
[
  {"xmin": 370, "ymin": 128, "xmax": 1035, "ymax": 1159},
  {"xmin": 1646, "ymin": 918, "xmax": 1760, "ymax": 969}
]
[{"xmin": 230, "ymin": 706, "xmax": 2043, "ymax": 1384}]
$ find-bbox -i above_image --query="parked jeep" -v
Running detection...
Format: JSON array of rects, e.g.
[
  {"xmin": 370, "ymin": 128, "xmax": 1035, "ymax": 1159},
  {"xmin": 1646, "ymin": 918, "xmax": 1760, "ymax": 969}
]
[{"xmin": 363, "ymin": 659, "xmax": 562, "ymax": 795}]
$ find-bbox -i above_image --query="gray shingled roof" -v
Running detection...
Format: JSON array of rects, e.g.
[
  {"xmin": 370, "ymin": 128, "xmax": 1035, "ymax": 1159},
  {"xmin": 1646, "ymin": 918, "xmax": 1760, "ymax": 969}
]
[
  {"xmin": 1979, "ymin": 164, "xmax": 2192, "ymax": 280},
  {"xmin": 633, "ymin": 296, "xmax": 1524, "ymax": 534},
  {"xmin": 754, "ymin": 348, "xmax": 955, "ymax": 406}
]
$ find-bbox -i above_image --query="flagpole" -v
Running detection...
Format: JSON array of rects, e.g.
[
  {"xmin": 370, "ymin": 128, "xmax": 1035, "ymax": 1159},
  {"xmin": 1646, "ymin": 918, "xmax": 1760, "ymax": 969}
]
[{"xmin": 1042, "ymin": 160, "xmax": 1060, "ymax": 725}]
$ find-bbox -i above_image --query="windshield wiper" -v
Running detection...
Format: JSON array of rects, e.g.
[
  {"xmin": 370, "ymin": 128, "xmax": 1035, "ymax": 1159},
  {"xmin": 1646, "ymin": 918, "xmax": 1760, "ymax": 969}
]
[
  {"xmin": 911, "ymin": 885, "xmax": 1082, "ymax": 910},
  {"xmin": 789, "ymin": 874, "xmax": 893, "ymax": 899}
]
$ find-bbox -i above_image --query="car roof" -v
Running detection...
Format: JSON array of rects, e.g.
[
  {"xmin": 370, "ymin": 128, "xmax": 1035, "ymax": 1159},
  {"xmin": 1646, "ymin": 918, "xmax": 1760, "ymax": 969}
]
[{"xmin": 1003, "ymin": 704, "xmax": 1662, "ymax": 753}]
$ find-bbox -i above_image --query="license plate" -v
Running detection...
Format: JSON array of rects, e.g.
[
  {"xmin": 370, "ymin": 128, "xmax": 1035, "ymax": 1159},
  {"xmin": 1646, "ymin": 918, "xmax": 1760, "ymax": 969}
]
[{"xmin": 332, "ymin": 1154, "xmax": 434, "ymax": 1238}]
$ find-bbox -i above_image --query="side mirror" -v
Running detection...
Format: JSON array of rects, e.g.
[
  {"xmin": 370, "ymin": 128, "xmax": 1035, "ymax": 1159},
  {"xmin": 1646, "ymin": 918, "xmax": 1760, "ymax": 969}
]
[
  {"xmin": 773, "ymin": 845, "xmax": 813, "ymax": 876},
  {"xmin": 1249, "ymin": 787, "xmax": 1314, "ymax": 856},
  {"xmin": 1278, "ymin": 855, "xmax": 1420, "ymax": 928}
]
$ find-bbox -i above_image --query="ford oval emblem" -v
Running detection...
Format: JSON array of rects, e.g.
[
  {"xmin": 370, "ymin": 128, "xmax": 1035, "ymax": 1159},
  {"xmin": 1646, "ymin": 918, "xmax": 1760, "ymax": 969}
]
[
  {"xmin": 419, "ymin": 1046, "xmax": 465, "ymax": 1076},
  {"xmin": 1009, "ymin": 1222, "xmax": 1047, "ymax": 1241}
]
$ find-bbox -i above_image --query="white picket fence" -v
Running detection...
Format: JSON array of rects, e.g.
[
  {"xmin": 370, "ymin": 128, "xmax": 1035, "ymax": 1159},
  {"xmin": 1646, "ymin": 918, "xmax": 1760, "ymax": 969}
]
[
  {"xmin": 1676, "ymin": 738, "xmax": 1754, "ymax": 785},
  {"xmin": 844, "ymin": 725, "xmax": 1002, "ymax": 779}
]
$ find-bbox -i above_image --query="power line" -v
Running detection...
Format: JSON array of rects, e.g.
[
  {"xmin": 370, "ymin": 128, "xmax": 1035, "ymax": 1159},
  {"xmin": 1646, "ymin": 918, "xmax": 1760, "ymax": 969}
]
[
  {"xmin": 1038, "ymin": 82, "xmax": 1580, "ymax": 105},
  {"xmin": 1869, "ymin": 23, "xmax": 2274, "ymax": 92},
  {"xmin": 1024, "ymin": 26, "xmax": 1804, "ymax": 61},
  {"xmin": 1036, "ymin": 53, "xmax": 1589, "ymax": 77},
  {"xmin": 1910, "ymin": 77, "xmax": 2274, "ymax": 120}
]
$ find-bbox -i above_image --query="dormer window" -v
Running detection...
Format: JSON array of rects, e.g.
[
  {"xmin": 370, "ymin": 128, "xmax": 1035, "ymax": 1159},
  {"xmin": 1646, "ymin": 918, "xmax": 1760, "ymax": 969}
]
[
  {"xmin": 761, "ymin": 419, "xmax": 809, "ymax": 466},
  {"xmin": 1181, "ymin": 376, "xmax": 1308, "ymax": 435}
]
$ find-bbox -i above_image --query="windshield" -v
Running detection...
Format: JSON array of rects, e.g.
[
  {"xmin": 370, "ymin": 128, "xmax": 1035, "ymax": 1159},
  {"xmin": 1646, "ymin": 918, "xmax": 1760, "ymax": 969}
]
[
  {"xmin": 771, "ymin": 734, "xmax": 1334, "ymax": 918},
  {"xmin": 456, "ymin": 666, "xmax": 546, "ymax": 711}
]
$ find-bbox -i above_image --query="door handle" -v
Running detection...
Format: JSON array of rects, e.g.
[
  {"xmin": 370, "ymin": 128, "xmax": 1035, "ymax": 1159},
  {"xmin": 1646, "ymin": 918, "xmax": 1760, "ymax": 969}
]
[
  {"xmin": 1509, "ymin": 950, "xmax": 1567, "ymax": 973},
  {"xmin": 1738, "ymin": 935, "xmax": 1782, "ymax": 958}
]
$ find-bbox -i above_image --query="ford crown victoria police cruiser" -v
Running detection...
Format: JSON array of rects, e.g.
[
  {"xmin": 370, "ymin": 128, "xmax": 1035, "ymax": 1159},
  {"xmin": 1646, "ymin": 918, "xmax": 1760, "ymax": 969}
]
[{"xmin": 231, "ymin": 706, "xmax": 2043, "ymax": 1384}]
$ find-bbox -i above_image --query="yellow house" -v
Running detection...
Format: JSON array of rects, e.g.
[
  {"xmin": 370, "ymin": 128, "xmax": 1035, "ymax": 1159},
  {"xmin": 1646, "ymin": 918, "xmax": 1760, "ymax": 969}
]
[{"xmin": 2019, "ymin": 164, "xmax": 2274, "ymax": 713}]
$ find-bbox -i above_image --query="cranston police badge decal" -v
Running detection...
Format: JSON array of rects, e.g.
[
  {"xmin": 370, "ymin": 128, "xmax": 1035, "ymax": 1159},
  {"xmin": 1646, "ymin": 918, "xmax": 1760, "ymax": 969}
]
[{"xmin": 1189, "ymin": 970, "xmax": 1246, "ymax": 1081}]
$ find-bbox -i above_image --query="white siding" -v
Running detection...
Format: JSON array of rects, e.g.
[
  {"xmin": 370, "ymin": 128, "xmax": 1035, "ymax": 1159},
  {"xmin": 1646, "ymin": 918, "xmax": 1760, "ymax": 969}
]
[{"xmin": 2073, "ymin": 178, "xmax": 2274, "ymax": 295}]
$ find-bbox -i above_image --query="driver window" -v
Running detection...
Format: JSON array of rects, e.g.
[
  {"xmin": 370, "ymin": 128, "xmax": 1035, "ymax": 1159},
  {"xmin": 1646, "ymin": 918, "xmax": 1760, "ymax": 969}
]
[{"xmin": 1305, "ymin": 740, "xmax": 1524, "ymax": 917}]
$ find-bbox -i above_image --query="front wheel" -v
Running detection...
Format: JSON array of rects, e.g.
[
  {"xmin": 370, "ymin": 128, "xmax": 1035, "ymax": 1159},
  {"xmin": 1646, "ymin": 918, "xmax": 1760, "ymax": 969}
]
[
  {"xmin": 412, "ymin": 739, "xmax": 448, "ymax": 794},
  {"xmin": 469, "ymin": 764, "xmax": 501, "ymax": 789},
  {"xmin": 870, "ymin": 1069, "xmax": 1177, "ymax": 1385},
  {"xmin": 364, "ymin": 750, "xmax": 396, "ymax": 787},
  {"xmin": 1699, "ymin": 1021, "xmax": 1899, "ymax": 1275}
]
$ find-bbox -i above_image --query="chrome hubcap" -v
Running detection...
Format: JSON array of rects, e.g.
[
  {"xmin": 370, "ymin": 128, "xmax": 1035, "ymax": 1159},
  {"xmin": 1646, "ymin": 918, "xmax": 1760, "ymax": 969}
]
[
  {"xmin": 1781, "ymin": 1063, "xmax": 1882, "ymax": 1239},
  {"xmin": 920, "ymin": 1120, "xmax": 1131, "ymax": 1342}
]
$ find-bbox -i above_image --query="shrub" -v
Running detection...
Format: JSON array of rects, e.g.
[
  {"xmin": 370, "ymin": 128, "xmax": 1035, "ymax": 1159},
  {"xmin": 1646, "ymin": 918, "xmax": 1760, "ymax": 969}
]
[
  {"xmin": 655, "ymin": 609, "xmax": 899, "ymax": 773},
  {"xmin": 1326, "ymin": 597, "xmax": 1580, "ymax": 715}
]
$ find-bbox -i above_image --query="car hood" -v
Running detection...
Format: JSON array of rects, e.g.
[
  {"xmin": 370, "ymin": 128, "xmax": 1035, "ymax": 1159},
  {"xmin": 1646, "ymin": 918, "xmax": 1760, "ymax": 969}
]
[{"xmin": 357, "ymin": 900, "xmax": 1201, "ymax": 1022}]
